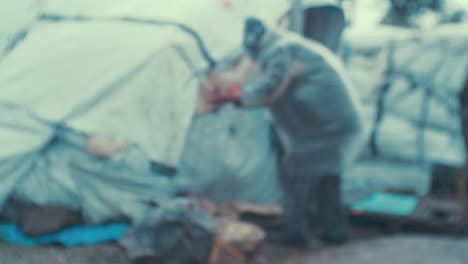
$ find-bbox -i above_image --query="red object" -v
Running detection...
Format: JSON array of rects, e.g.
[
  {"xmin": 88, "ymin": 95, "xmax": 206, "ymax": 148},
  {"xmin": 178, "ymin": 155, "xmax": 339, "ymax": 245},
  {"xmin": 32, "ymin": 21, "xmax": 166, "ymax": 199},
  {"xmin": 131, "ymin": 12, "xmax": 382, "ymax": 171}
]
[{"xmin": 209, "ymin": 84, "xmax": 242, "ymax": 104}]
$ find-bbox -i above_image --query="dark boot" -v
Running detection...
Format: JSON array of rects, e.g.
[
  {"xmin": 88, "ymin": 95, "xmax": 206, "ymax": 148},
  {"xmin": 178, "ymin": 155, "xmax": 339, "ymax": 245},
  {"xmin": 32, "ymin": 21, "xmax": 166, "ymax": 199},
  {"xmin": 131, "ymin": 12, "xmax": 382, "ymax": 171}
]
[
  {"xmin": 281, "ymin": 204, "xmax": 310, "ymax": 248},
  {"xmin": 318, "ymin": 175, "xmax": 351, "ymax": 245},
  {"xmin": 279, "ymin": 165, "xmax": 312, "ymax": 248}
]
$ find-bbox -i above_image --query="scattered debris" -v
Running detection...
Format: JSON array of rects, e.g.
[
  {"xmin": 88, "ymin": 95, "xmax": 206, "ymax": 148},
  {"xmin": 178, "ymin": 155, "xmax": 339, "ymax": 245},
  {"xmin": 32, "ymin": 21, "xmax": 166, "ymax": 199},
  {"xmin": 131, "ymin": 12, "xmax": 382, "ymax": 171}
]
[
  {"xmin": 120, "ymin": 199, "xmax": 215, "ymax": 264},
  {"xmin": 216, "ymin": 202, "xmax": 283, "ymax": 235},
  {"xmin": 217, "ymin": 202, "xmax": 282, "ymax": 219},
  {"xmin": 215, "ymin": 218, "xmax": 265, "ymax": 254}
]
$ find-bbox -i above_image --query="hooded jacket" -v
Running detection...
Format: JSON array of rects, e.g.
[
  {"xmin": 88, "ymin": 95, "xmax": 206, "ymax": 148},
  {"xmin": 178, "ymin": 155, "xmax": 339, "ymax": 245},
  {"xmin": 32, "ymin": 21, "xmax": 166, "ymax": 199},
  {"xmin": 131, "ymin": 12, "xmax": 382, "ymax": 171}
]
[{"xmin": 240, "ymin": 24, "xmax": 366, "ymax": 175}]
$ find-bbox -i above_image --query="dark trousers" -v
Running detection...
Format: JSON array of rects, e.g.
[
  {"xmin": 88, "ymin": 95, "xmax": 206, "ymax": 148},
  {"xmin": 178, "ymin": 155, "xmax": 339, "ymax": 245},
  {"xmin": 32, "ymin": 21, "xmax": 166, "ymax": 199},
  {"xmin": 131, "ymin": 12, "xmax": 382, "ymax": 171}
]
[
  {"xmin": 271, "ymin": 125, "xmax": 349, "ymax": 244},
  {"xmin": 303, "ymin": 5, "xmax": 346, "ymax": 54},
  {"xmin": 279, "ymin": 158, "xmax": 350, "ymax": 243}
]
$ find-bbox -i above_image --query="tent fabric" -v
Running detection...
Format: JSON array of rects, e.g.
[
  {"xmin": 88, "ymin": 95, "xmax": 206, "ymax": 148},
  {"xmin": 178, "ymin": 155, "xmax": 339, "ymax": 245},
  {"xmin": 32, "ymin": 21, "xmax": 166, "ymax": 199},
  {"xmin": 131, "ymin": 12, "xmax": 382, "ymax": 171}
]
[
  {"xmin": 40, "ymin": 0, "xmax": 290, "ymax": 61},
  {"xmin": 179, "ymin": 106, "xmax": 282, "ymax": 204},
  {"xmin": 343, "ymin": 156, "xmax": 432, "ymax": 198},
  {"xmin": 0, "ymin": 0, "xmax": 39, "ymax": 60},
  {"xmin": 300, "ymin": 0, "xmax": 341, "ymax": 9},
  {"xmin": 343, "ymin": 24, "xmax": 468, "ymax": 196},
  {"xmin": 0, "ymin": 1, "xmax": 287, "ymax": 219},
  {"xmin": 11, "ymin": 127, "xmax": 182, "ymax": 223},
  {"xmin": 0, "ymin": 21, "xmax": 202, "ymax": 221},
  {"xmin": 0, "ymin": 21, "xmax": 200, "ymax": 165},
  {"xmin": 346, "ymin": 24, "xmax": 468, "ymax": 166}
]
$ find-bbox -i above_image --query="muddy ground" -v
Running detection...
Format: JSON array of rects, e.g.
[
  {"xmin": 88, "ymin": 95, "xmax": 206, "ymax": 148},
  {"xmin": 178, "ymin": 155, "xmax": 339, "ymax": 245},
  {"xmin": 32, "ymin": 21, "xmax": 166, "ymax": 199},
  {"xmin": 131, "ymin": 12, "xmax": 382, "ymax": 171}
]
[{"xmin": 1, "ymin": 234, "xmax": 468, "ymax": 264}]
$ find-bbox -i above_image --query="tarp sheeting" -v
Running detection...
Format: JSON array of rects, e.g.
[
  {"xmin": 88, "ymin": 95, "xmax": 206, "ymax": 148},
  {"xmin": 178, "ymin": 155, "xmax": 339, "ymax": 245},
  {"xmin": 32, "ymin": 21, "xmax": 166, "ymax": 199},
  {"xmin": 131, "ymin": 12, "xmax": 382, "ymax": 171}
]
[
  {"xmin": 0, "ymin": 21, "xmax": 201, "ymax": 164},
  {"xmin": 0, "ymin": 0, "xmax": 38, "ymax": 59},
  {"xmin": 343, "ymin": 23, "xmax": 468, "ymax": 196},
  {"xmin": 0, "ymin": 21, "xmax": 201, "ymax": 222},
  {"xmin": 351, "ymin": 192, "xmax": 418, "ymax": 216},
  {"xmin": 0, "ymin": 0, "xmax": 287, "ymax": 220},
  {"xmin": 40, "ymin": 0, "xmax": 289, "ymax": 60},
  {"xmin": 1, "ymin": 0, "xmax": 289, "ymax": 65},
  {"xmin": 179, "ymin": 106, "xmax": 281, "ymax": 204},
  {"xmin": 0, "ymin": 222, "xmax": 129, "ymax": 247}
]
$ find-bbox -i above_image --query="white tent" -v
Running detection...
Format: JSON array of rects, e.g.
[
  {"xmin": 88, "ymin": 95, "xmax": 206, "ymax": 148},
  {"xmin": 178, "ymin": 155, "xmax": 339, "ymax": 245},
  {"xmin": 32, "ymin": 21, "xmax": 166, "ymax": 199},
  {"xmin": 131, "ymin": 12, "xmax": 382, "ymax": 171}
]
[
  {"xmin": 343, "ymin": 23, "xmax": 468, "ymax": 196},
  {"xmin": 0, "ymin": 0, "xmax": 289, "ymax": 222},
  {"xmin": 0, "ymin": 20, "xmax": 204, "ymax": 222}
]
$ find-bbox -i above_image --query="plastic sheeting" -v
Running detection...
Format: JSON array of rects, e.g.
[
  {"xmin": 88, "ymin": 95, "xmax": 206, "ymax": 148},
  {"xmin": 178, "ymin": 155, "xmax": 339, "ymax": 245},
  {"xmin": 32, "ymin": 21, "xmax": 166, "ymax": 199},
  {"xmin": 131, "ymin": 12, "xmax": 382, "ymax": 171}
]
[
  {"xmin": 0, "ymin": 21, "xmax": 200, "ymax": 165},
  {"xmin": 351, "ymin": 192, "xmax": 418, "ymax": 216},
  {"xmin": 179, "ymin": 106, "xmax": 281, "ymax": 205},
  {"xmin": 0, "ymin": 1, "xmax": 287, "ymax": 217},
  {"xmin": 0, "ymin": 21, "xmax": 201, "ymax": 221},
  {"xmin": 0, "ymin": 222, "xmax": 128, "ymax": 247},
  {"xmin": 40, "ymin": 0, "xmax": 289, "ymax": 61},
  {"xmin": 10, "ymin": 127, "xmax": 181, "ymax": 223},
  {"xmin": 0, "ymin": 0, "xmax": 39, "ymax": 59},
  {"xmin": 2, "ymin": 0, "xmax": 257, "ymax": 62},
  {"xmin": 343, "ymin": 24, "xmax": 468, "ymax": 196},
  {"xmin": 343, "ymin": 156, "xmax": 432, "ymax": 198}
]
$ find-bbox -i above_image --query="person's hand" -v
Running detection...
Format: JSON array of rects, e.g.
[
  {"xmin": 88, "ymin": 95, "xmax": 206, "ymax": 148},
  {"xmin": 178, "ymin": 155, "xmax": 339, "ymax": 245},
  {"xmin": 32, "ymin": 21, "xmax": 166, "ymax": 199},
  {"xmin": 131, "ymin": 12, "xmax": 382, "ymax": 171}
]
[
  {"xmin": 195, "ymin": 56, "xmax": 258, "ymax": 114},
  {"xmin": 208, "ymin": 83, "xmax": 242, "ymax": 104}
]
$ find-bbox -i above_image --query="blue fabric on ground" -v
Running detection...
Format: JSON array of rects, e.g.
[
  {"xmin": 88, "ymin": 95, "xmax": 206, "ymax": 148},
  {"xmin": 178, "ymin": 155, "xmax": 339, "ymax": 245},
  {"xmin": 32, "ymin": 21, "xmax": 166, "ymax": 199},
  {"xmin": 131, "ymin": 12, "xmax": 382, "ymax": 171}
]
[
  {"xmin": 0, "ymin": 222, "xmax": 129, "ymax": 247},
  {"xmin": 351, "ymin": 192, "xmax": 419, "ymax": 216}
]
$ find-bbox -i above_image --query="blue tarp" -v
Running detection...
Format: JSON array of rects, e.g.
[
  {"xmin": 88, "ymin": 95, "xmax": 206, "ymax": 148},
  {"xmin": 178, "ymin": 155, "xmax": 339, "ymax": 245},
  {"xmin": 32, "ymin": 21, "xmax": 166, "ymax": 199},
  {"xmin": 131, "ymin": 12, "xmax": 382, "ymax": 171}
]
[
  {"xmin": 0, "ymin": 223, "xmax": 129, "ymax": 247},
  {"xmin": 351, "ymin": 192, "xmax": 419, "ymax": 216}
]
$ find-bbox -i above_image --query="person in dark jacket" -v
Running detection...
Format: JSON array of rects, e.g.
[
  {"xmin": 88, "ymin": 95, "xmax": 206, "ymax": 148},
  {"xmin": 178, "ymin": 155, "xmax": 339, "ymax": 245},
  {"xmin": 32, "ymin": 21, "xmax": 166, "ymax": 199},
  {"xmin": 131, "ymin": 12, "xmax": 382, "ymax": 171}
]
[{"xmin": 204, "ymin": 18, "xmax": 366, "ymax": 247}]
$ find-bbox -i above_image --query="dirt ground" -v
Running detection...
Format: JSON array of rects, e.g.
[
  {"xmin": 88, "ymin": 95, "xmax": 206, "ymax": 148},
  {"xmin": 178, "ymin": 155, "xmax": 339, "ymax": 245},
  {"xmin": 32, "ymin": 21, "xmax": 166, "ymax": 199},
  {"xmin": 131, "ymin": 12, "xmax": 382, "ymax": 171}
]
[
  {"xmin": 0, "ymin": 243, "xmax": 127, "ymax": 264},
  {"xmin": 265, "ymin": 235, "xmax": 468, "ymax": 264},
  {"xmin": 1, "ymin": 234, "xmax": 468, "ymax": 264}
]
